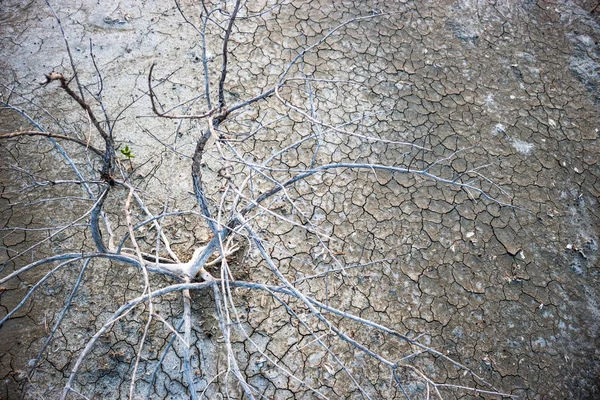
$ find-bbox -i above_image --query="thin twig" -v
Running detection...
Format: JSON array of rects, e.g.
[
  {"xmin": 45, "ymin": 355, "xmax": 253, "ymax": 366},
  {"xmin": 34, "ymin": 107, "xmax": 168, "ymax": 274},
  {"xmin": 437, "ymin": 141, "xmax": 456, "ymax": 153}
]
[{"xmin": 0, "ymin": 130, "xmax": 103, "ymax": 156}]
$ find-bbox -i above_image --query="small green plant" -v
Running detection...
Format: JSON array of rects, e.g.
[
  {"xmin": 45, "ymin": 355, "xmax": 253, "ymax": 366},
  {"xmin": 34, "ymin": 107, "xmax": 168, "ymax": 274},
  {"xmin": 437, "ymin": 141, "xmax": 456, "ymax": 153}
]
[{"xmin": 120, "ymin": 144, "xmax": 135, "ymax": 169}]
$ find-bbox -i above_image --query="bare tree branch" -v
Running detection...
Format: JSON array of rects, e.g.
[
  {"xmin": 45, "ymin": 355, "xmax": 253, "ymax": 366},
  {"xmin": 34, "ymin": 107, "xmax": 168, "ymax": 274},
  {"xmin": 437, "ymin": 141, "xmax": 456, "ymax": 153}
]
[
  {"xmin": 217, "ymin": 0, "xmax": 242, "ymax": 111},
  {"xmin": 0, "ymin": 130, "xmax": 103, "ymax": 156}
]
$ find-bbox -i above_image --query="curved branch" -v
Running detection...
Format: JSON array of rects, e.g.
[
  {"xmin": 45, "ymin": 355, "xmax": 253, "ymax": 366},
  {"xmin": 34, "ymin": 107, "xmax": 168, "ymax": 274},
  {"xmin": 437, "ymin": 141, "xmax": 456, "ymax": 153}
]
[
  {"xmin": 43, "ymin": 72, "xmax": 116, "ymax": 184},
  {"xmin": 90, "ymin": 186, "xmax": 110, "ymax": 253},
  {"xmin": 238, "ymin": 162, "xmax": 525, "ymax": 218},
  {"xmin": 217, "ymin": 0, "xmax": 242, "ymax": 109},
  {"xmin": 0, "ymin": 252, "xmax": 186, "ymax": 286},
  {"xmin": 147, "ymin": 63, "xmax": 217, "ymax": 120},
  {"xmin": 0, "ymin": 130, "xmax": 103, "ymax": 156}
]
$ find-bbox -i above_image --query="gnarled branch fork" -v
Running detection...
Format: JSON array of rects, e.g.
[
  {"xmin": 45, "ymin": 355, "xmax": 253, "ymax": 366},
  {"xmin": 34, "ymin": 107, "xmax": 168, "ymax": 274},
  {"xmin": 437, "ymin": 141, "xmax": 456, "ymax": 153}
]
[{"xmin": 42, "ymin": 72, "xmax": 116, "ymax": 184}]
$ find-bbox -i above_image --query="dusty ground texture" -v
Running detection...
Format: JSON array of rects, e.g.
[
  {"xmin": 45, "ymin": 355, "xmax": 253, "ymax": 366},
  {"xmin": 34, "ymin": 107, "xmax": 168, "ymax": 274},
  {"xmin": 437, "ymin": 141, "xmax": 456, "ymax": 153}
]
[{"xmin": 0, "ymin": 0, "xmax": 599, "ymax": 399}]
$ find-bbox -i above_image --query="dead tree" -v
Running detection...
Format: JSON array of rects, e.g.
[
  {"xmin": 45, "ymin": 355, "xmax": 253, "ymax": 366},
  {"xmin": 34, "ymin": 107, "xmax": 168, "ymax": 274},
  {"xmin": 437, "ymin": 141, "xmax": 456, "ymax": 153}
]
[{"xmin": 0, "ymin": 1, "xmax": 523, "ymax": 399}]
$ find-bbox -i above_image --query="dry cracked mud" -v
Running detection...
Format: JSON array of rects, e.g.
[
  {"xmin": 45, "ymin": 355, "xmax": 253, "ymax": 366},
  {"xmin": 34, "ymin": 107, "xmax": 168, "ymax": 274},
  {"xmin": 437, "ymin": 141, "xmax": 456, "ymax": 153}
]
[{"xmin": 0, "ymin": 0, "xmax": 599, "ymax": 399}]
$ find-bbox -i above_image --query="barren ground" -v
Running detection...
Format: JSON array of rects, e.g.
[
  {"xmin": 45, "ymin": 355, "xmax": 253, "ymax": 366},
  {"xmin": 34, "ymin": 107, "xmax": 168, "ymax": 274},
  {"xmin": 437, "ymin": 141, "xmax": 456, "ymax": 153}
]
[{"xmin": 0, "ymin": 1, "xmax": 599, "ymax": 399}]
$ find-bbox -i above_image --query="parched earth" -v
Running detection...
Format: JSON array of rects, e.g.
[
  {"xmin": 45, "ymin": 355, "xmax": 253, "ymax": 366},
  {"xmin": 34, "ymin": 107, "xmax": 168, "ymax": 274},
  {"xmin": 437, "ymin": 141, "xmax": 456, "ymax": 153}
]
[{"xmin": 0, "ymin": 0, "xmax": 599, "ymax": 399}]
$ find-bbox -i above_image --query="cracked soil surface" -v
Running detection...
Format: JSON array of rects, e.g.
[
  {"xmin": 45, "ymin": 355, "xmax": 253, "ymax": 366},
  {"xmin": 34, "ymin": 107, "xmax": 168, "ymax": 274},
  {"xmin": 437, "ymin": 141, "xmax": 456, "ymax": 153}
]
[{"xmin": 1, "ymin": 0, "xmax": 599, "ymax": 399}]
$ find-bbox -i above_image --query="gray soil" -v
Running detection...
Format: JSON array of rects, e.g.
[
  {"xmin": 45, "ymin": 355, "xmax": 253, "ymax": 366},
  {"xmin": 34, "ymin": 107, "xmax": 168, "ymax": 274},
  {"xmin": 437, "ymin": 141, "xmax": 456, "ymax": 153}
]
[{"xmin": 0, "ymin": 0, "xmax": 599, "ymax": 399}]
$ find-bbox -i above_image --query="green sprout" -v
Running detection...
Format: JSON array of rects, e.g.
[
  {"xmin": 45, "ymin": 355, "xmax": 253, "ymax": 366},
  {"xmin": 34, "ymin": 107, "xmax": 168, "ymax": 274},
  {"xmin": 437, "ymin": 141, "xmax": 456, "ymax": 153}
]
[{"xmin": 120, "ymin": 145, "xmax": 135, "ymax": 169}]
